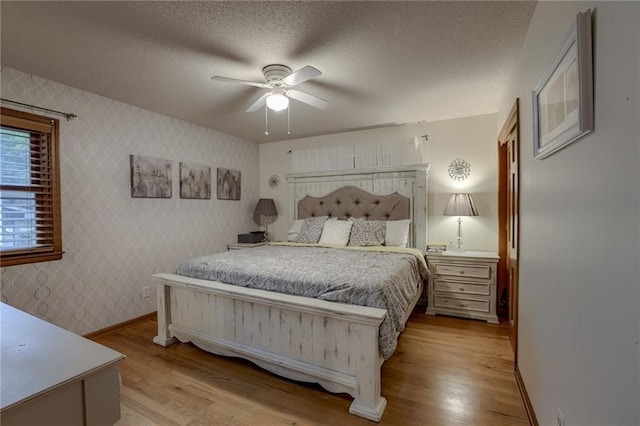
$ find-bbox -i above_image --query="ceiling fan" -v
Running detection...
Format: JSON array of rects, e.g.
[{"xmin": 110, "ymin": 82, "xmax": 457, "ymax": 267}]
[{"xmin": 211, "ymin": 64, "xmax": 329, "ymax": 112}]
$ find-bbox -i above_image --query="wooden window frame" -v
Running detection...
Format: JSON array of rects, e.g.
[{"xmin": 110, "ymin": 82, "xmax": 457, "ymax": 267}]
[{"xmin": 0, "ymin": 107, "xmax": 63, "ymax": 266}]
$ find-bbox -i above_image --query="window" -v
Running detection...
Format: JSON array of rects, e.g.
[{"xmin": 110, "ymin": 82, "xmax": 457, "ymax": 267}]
[{"xmin": 0, "ymin": 107, "xmax": 62, "ymax": 266}]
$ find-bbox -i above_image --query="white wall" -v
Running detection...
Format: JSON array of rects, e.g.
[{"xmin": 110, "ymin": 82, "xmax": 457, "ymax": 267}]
[
  {"xmin": 425, "ymin": 113, "xmax": 498, "ymax": 251},
  {"xmin": 0, "ymin": 68, "xmax": 259, "ymax": 335},
  {"xmin": 497, "ymin": 2, "xmax": 640, "ymax": 424},
  {"xmin": 260, "ymin": 114, "xmax": 499, "ymax": 252}
]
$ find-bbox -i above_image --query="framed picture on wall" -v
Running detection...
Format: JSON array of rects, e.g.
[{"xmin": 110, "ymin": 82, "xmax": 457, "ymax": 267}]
[
  {"xmin": 180, "ymin": 162, "xmax": 211, "ymax": 199},
  {"xmin": 216, "ymin": 167, "xmax": 241, "ymax": 200},
  {"xmin": 532, "ymin": 9, "xmax": 593, "ymax": 160},
  {"xmin": 130, "ymin": 155, "xmax": 172, "ymax": 198}
]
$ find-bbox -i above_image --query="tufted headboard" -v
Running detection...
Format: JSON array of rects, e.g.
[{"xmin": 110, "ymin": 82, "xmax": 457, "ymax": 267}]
[
  {"xmin": 286, "ymin": 165, "xmax": 430, "ymax": 251},
  {"xmin": 297, "ymin": 186, "xmax": 410, "ymax": 221}
]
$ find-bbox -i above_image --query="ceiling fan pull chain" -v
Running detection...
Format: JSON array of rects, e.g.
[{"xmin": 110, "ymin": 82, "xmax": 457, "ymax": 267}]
[
  {"xmin": 264, "ymin": 105, "xmax": 269, "ymax": 135},
  {"xmin": 287, "ymin": 104, "xmax": 291, "ymax": 135}
]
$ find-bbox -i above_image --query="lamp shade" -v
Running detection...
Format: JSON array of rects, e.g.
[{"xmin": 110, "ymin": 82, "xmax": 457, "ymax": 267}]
[
  {"xmin": 253, "ymin": 199, "xmax": 278, "ymax": 241},
  {"xmin": 443, "ymin": 193, "xmax": 478, "ymax": 217},
  {"xmin": 254, "ymin": 198, "xmax": 278, "ymax": 217}
]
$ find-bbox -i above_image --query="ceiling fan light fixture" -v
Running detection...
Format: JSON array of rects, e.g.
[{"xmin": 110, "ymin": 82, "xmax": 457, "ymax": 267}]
[{"xmin": 266, "ymin": 93, "xmax": 289, "ymax": 111}]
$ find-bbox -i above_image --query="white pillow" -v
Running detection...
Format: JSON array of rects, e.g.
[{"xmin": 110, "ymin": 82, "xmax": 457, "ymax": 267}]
[
  {"xmin": 318, "ymin": 220, "xmax": 353, "ymax": 246},
  {"xmin": 287, "ymin": 219, "xmax": 305, "ymax": 242},
  {"xmin": 385, "ymin": 219, "xmax": 411, "ymax": 247}
]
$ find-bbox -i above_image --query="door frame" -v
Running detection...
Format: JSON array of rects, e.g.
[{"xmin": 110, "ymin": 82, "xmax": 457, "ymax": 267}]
[{"xmin": 497, "ymin": 99, "xmax": 520, "ymax": 362}]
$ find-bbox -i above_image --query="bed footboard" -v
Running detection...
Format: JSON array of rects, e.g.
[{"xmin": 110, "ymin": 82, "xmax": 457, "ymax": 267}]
[{"xmin": 151, "ymin": 273, "xmax": 388, "ymax": 422}]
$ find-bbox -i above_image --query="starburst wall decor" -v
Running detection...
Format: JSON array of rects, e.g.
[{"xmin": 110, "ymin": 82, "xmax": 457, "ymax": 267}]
[
  {"xmin": 448, "ymin": 158, "xmax": 471, "ymax": 181},
  {"xmin": 268, "ymin": 174, "xmax": 280, "ymax": 189}
]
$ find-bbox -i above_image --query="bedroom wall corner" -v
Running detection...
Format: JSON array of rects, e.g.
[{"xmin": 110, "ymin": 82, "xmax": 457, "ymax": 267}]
[{"xmin": 0, "ymin": 68, "xmax": 260, "ymax": 336}]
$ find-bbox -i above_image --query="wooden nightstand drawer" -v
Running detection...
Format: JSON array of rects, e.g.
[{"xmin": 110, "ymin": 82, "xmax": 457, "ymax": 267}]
[
  {"xmin": 433, "ymin": 263, "xmax": 491, "ymax": 279},
  {"xmin": 433, "ymin": 279, "xmax": 490, "ymax": 296},
  {"xmin": 434, "ymin": 294, "xmax": 490, "ymax": 313},
  {"xmin": 426, "ymin": 251, "xmax": 499, "ymax": 323}
]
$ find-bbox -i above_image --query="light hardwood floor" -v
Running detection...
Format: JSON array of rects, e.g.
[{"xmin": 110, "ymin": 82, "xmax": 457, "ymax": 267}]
[{"xmin": 94, "ymin": 309, "xmax": 529, "ymax": 425}]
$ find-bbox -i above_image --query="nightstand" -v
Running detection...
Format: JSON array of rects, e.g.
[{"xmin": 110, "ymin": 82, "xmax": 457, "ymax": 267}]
[
  {"xmin": 426, "ymin": 250, "xmax": 499, "ymax": 324},
  {"xmin": 227, "ymin": 242, "xmax": 267, "ymax": 251}
]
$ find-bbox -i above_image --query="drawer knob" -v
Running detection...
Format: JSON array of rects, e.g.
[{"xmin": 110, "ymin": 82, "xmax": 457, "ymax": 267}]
[
  {"xmin": 459, "ymin": 270, "xmax": 465, "ymax": 274},
  {"xmin": 458, "ymin": 302, "xmax": 466, "ymax": 307},
  {"xmin": 459, "ymin": 287, "xmax": 465, "ymax": 291}
]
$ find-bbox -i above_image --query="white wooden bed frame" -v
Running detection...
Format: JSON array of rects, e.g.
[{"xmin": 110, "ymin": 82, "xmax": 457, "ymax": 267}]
[{"xmin": 152, "ymin": 164, "xmax": 429, "ymax": 421}]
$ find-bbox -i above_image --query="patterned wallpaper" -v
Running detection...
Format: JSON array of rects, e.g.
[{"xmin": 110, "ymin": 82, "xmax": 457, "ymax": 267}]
[{"xmin": 0, "ymin": 68, "xmax": 259, "ymax": 334}]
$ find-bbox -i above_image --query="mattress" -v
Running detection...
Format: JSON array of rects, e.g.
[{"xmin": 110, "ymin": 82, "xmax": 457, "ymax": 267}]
[{"xmin": 175, "ymin": 243, "xmax": 429, "ymax": 359}]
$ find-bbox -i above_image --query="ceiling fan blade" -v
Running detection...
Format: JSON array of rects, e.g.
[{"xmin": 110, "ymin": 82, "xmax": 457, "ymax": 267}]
[
  {"xmin": 246, "ymin": 92, "xmax": 271, "ymax": 112},
  {"xmin": 211, "ymin": 76, "xmax": 269, "ymax": 88},
  {"xmin": 287, "ymin": 89, "xmax": 329, "ymax": 110},
  {"xmin": 281, "ymin": 66, "xmax": 322, "ymax": 87}
]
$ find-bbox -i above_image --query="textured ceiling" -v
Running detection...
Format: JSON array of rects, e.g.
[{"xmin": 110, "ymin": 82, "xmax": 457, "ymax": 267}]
[{"xmin": 1, "ymin": 1, "xmax": 536, "ymax": 143}]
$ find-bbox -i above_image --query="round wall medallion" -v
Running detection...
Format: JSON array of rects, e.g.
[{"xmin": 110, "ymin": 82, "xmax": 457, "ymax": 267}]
[
  {"xmin": 448, "ymin": 158, "xmax": 471, "ymax": 181},
  {"xmin": 268, "ymin": 175, "xmax": 280, "ymax": 189}
]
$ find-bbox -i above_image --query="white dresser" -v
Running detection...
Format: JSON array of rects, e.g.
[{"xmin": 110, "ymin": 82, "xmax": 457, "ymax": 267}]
[
  {"xmin": 1, "ymin": 303, "xmax": 125, "ymax": 425},
  {"xmin": 426, "ymin": 251, "xmax": 500, "ymax": 324}
]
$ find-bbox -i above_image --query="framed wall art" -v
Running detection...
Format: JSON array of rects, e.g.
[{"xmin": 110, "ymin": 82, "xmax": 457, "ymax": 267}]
[
  {"xmin": 216, "ymin": 167, "xmax": 241, "ymax": 200},
  {"xmin": 532, "ymin": 9, "xmax": 593, "ymax": 160},
  {"xmin": 130, "ymin": 155, "xmax": 172, "ymax": 198},
  {"xmin": 180, "ymin": 162, "xmax": 211, "ymax": 199}
]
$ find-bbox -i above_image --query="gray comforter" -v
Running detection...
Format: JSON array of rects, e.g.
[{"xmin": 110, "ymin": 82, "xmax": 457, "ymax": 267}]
[{"xmin": 175, "ymin": 244, "xmax": 429, "ymax": 359}]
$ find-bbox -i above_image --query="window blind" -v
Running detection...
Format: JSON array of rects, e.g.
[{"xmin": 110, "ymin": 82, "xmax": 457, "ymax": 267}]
[{"xmin": 0, "ymin": 108, "xmax": 62, "ymax": 265}]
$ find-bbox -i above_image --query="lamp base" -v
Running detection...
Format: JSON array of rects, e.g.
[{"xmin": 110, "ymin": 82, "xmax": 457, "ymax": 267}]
[
  {"xmin": 264, "ymin": 217, "xmax": 271, "ymax": 242},
  {"xmin": 455, "ymin": 217, "xmax": 464, "ymax": 252}
]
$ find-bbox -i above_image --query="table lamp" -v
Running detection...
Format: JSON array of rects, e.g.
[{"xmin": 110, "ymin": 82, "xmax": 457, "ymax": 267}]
[
  {"xmin": 443, "ymin": 193, "xmax": 478, "ymax": 252},
  {"xmin": 254, "ymin": 198, "xmax": 278, "ymax": 241}
]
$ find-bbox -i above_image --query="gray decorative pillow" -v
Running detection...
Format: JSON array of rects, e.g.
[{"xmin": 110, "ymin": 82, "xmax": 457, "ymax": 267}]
[
  {"xmin": 348, "ymin": 218, "xmax": 386, "ymax": 246},
  {"xmin": 296, "ymin": 216, "xmax": 329, "ymax": 243}
]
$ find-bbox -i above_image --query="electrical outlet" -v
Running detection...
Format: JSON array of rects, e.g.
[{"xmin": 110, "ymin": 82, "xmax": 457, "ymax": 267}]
[
  {"xmin": 142, "ymin": 286, "xmax": 151, "ymax": 298},
  {"xmin": 556, "ymin": 408, "xmax": 565, "ymax": 426}
]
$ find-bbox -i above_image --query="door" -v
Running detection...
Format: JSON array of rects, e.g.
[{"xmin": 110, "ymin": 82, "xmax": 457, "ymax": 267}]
[
  {"xmin": 498, "ymin": 99, "xmax": 520, "ymax": 360},
  {"xmin": 506, "ymin": 130, "xmax": 519, "ymax": 353}
]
